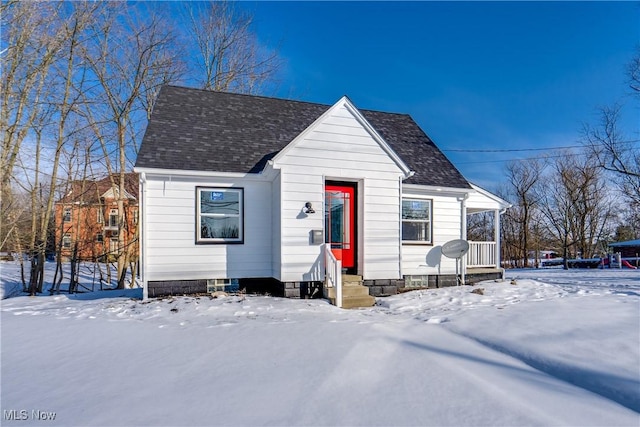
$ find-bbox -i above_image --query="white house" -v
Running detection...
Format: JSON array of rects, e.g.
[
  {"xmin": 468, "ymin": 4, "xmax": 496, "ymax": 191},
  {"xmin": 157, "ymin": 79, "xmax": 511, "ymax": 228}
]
[{"xmin": 134, "ymin": 86, "xmax": 510, "ymax": 307}]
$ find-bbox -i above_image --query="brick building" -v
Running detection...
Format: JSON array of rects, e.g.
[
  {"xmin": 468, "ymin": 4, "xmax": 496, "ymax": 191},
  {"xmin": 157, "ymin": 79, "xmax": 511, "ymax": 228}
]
[{"xmin": 54, "ymin": 173, "xmax": 139, "ymax": 262}]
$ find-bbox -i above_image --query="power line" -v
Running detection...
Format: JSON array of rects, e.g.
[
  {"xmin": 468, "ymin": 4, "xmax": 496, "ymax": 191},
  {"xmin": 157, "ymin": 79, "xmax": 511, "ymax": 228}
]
[
  {"xmin": 443, "ymin": 139, "xmax": 640, "ymax": 153},
  {"xmin": 443, "ymin": 144, "xmax": 583, "ymax": 153},
  {"xmin": 456, "ymin": 151, "xmax": 589, "ymax": 165}
]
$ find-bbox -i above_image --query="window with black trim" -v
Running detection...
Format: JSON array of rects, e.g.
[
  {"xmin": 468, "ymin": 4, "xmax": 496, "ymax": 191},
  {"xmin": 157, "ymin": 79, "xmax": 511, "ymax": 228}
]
[
  {"xmin": 402, "ymin": 198, "xmax": 432, "ymax": 243},
  {"xmin": 197, "ymin": 187, "xmax": 244, "ymax": 243}
]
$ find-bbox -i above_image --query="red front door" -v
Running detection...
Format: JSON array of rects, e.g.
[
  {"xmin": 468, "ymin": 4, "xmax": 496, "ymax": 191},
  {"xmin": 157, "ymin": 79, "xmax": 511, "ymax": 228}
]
[{"xmin": 325, "ymin": 183, "xmax": 356, "ymax": 270}]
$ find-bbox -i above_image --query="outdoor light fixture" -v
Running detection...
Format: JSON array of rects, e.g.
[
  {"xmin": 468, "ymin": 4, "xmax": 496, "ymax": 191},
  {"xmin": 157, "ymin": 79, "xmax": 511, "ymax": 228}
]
[{"xmin": 303, "ymin": 202, "xmax": 315, "ymax": 214}]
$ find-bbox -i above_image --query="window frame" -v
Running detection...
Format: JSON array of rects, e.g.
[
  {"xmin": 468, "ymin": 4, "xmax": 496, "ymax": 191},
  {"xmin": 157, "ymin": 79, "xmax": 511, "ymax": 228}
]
[
  {"xmin": 196, "ymin": 187, "xmax": 244, "ymax": 244},
  {"xmin": 108, "ymin": 209, "xmax": 118, "ymax": 228},
  {"xmin": 401, "ymin": 197, "xmax": 433, "ymax": 244},
  {"xmin": 63, "ymin": 207, "xmax": 72, "ymax": 222},
  {"xmin": 62, "ymin": 233, "xmax": 71, "ymax": 249}
]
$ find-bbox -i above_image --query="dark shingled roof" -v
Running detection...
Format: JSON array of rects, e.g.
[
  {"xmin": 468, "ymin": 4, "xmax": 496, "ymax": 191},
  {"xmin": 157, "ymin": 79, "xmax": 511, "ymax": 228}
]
[{"xmin": 136, "ymin": 85, "xmax": 471, "ymax": 188}]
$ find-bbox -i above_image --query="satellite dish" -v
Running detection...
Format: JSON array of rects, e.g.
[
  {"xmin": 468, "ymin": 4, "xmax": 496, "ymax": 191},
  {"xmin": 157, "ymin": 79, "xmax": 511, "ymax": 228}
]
[
  {"xmin": 441, "ymin": 239, "xmax": 470, "ymax": 287},
  {"xmin": 441, "ymin": 239, "xmax": 470, "ymax": 259}
]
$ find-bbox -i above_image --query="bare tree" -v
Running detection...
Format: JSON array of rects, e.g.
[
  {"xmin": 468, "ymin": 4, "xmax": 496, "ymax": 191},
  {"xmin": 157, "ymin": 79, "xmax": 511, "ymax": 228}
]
[
  {"xmin": 583, "ymin": 47, "xmax": 640, "ymax": 233},
  {"xmin": 182, "ymin": 1, "xmax": 281, "ymax": 94},
  {"xmin": 1, "ymin": 2, "xmax": 63, "ymax": 189},
  {"xmin": 467, "ymin": 211, "xmax": 494, "ymax": 242},
  {"xmin": 3, "ymin": 1, "xmax": 283, "ymax": 295},
  {"xmin": 539, "ymin": 152, "xmax": 614, "ymax": 268},
  {"xmin": 502, "ymin": 159, "xmax": 545, "ymax": 267},
  {"xmin": 583, "ymin": 104, "xmax": 640, "ymax": 206},
  {"xmin": 627, "ymin": 45, "xmax": 640, "ymax": 96},
  {"xmin": 1, "ymin": 2, "xmax": 63, "ymax": 258},
  {"xmin": 2, "ymin": 2, "xmax": 99, "ymax": 294},
  {"xmin": 81, "ymin": 3, "xmax": 181, "ymax": 288}
]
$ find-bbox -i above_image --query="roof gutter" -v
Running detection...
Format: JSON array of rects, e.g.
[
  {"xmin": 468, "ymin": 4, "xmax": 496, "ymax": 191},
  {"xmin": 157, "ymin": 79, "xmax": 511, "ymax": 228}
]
[
  {"xmin": 402, "ymin": 183, "xmax": 473, "ymax": 195},
  {"xmin": 133, "ymin": 167, "xmax": 269, "ymax": 181}
]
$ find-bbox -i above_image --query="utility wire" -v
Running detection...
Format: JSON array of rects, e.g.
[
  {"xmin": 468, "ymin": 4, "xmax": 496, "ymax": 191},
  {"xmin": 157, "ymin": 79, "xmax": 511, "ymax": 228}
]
[
  {"xmin": 455, "ymin": 151, "xmax": 590, "ymax": 165},
  {"xmin": 442, "ymin": 139, "xmax": 639, "ymax": 153},
  {"xmin": 443, "ymin": 144, "xmax": 584, "ymax": 153}
]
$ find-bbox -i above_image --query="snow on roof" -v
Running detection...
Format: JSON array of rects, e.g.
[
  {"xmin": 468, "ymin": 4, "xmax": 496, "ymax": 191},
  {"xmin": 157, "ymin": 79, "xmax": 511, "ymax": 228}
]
[{"xmin": 609, "ymin": 239, "xmax": 640, "ymax": 247}]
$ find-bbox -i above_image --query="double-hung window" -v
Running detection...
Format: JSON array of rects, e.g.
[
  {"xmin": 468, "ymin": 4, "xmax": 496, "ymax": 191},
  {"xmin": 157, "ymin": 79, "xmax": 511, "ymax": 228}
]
[
  {"xmin": 197, "ymin": 187, "xmax": 244, "ymax": 244},
  {"xmin": 63, "ymin": 207, "xmax": 71, "ymax": 222},
  {"xmin": 402, "ymin": 198, "xmax": 432, "ymax": 243},
  {"xmin": 109, "ymin": 209, "xmax": 119, "ymax": 228}
]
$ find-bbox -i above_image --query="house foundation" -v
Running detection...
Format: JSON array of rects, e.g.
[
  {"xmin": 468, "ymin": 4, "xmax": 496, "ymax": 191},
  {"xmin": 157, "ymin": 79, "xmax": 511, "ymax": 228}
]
[{"xmin": 146, "ymin": 270, "xmax": 503, "ymax": 299}]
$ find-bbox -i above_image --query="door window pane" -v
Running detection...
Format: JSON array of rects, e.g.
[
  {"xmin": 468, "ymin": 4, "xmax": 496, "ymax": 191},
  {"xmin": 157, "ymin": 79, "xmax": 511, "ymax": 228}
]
[{"xmin": 325, "ymin": 190, "xmax": 350, "ymax": 249}]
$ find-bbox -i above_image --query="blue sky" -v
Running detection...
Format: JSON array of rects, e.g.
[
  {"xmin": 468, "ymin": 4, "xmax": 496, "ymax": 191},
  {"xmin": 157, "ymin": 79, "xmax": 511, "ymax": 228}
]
[{"xmin": 238, "ymin": 1, "xmax": 639, "ymax": 190}]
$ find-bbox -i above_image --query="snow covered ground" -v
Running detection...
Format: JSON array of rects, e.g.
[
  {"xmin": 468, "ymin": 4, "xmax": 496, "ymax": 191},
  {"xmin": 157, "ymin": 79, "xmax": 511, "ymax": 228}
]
[{"xmin": 1, "ymin": 262, "xmax": 639, "ymax": 426}]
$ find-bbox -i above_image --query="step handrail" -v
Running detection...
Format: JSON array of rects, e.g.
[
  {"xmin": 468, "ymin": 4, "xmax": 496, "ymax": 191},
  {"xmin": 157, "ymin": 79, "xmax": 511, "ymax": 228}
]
[{"xmin": 324, "ymin": 244, "xmax": 342, "ymax": 308}]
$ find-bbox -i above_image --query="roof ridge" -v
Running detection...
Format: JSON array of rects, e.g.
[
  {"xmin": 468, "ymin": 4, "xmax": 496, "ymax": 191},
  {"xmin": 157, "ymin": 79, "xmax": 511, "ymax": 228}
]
[
  {"xmin": 165, "ymin": 84, "xmax": 331, "ymax": 108},
  {"xmin": 164, "ymin": 84, "xmax": 411, "ymax": 117}
]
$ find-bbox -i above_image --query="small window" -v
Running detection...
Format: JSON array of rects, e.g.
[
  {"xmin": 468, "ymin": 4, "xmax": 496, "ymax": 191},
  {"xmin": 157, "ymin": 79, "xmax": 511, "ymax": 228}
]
[
  {"xmin": 96, "ymin": 233, "xmax": 104, "ymax": 243},
  {"xmin": 109, "ymin": 209, "xmax": 118, "ymax": 228},
  {"xmin": 402, "ymin": 198, "xmax": 432, "ymax": 243},
  {"xmin": 97, "ymin": 208, "xmax": 104, "ymax": 224},
  {"xmin": 132, "ymin": 209, "xmax": 138, "ymax": 225},
  {"xmin": 207, "ymin": 279, "xmax": 239, "ymax": 293},
  {"xmin": 197, "ymin": 187, "xmax": 244, "ymax": 244},
  {"xmin": 63, "ymin": 207, "xmax": 71, "ymax": 222},
  {"xmin": 404, "ymin": 275, "xmax": 430, "ymax": 288},
  {"xmin": 62, "ymin": 233, "xmax": 71, "ymax": 248}
]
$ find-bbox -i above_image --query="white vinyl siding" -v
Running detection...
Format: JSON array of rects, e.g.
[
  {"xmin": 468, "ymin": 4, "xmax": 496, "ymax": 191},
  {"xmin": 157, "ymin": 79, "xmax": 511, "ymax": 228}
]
[
  {"xmin": 402, "ymin": 192, "xmax": 463, "ymax": 276},
  {"xmin": 142, "ymin": 175, "xmax": 272, "ymax": 281},
  {"xmin": 274, "ymin": 103, "xmax": 404, "ymax": 282}
]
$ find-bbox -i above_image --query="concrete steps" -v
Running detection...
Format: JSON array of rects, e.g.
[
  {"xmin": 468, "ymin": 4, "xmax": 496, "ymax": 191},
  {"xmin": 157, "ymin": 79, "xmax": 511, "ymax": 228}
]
[{"xmin": 326, "ymin": 275, "xmax": 375, "ymax": 309}]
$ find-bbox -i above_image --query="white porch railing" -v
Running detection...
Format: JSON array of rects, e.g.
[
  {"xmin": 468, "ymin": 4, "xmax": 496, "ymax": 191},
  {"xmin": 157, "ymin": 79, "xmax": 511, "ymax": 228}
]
[
  {"xmin": 467, "ymin": 241, "xmax": 497, "ymax": 268},
  {"xmin": 324, "ymin": 244, "xmax": 342, "ymax": 308}
]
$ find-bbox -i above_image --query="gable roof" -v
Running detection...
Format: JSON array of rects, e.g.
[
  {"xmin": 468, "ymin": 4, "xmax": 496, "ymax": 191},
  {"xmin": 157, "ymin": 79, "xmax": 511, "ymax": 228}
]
[
  {"xmin": 58, "ymin": 173, "xmax": 139, "ymax": 204},
  {"xmin": 135, "ymin": 85, "xmax": 471, "ymax": 188},
  {"xmin": 270, "ymin": 95, "xmax": 413, "ymax": 178}
]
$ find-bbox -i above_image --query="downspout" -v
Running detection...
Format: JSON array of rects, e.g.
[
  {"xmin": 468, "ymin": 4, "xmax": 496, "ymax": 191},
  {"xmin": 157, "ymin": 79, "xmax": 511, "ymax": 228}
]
[
  {"xmin": 399, "ymin": 171, "xmax": 414, "ymax": 281},
  {"xmin": 460, "ymin": 193, "xmax": 469, "ymax": 285},
  {"xmin": 140, "ymin": 172, "xmax": 148, "ymax": 300},
  {"xmin": 497, "ymin": 207, "xmax": 508, "ymax": 278},
  {"xmin": 398, "ymin": 175, "xmax": 404, "ymax": 281}
]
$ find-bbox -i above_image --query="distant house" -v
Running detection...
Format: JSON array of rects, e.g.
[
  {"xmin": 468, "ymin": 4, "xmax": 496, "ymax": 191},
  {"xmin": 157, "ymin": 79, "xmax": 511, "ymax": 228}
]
[
  {"xmin": 54, "ymin": 174, "xmax": 139, "ymax": 262},
  {"xmin": 134, "ymin": 86, "xmax": 510, "ymax": 307},
  {"xmin": 609, "ymin": 239, "xmax": 640, "ymax": 259}
]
